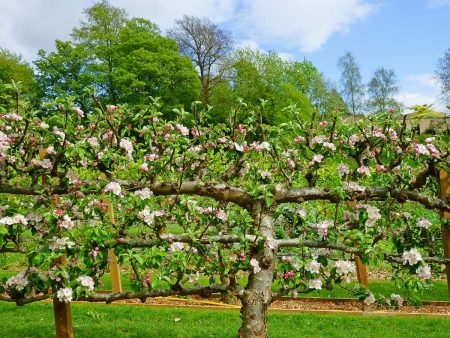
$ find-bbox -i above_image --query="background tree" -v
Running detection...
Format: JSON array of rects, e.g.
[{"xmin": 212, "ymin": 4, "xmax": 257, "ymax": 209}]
[
  {"xmin": 34, "ymin": 1, "xmax": 199, "ymax": 112},
  {"xmin": 210, "ymin": 48, "xmax": 347, "ymax": 124},
  {"xmin": 436, "ymin": 48, "xmax": 450, "ymax": 106},
  {"xmin": 337, "ymin": 52, "xmax": 365, "ymax": 115},
  {"xmin": 0, "ymin": 48, "xmax": 40, "ymax": 105},
  {"xmin": 367, "ymin": 67, "xmax": 400, "ymax": 113},
  {"xmin": 168, "ymin": 15, "xmax": 233, "ymax": 105},
  {"xmin": 34, "ymin": 41, "xmax": 92, "ymax": 110}
]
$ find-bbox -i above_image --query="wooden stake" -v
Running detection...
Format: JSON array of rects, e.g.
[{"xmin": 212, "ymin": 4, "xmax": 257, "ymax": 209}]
[
  {"xmin": 40, "ymin": 150, "xmax": 73, "ymax": 337},
  {"xmin": 346, "ymin": 201, "xmax": 369, "ymax": 288},
  {"xmin": 99, "ymin": 173, "xmax": 123, "ymax": 293},
  {"xmin": 439, "ymin": 170, "xmax": 450, "ymax": 297},
  {"xmin": 355, "ymin": 256, "xmax": 369, "ymax": 288}
]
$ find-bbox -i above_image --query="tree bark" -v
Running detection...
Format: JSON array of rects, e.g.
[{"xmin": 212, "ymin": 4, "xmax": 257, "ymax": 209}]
[{"xmin": 238, "ymin": 203, "xmax": 276, "ymax": 338}]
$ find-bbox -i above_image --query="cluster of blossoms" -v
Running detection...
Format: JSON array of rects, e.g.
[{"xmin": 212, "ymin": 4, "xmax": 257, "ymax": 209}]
[
  {"xmin": 6, "ymin": 271, "xmax": 28, "ymax": 291},
  {"xmin": 57, "ymin": 287, "xmax": 73, "ymax": 303},
  {"xmin": 175, "ymin": 124, "xmax": 189, "ymax": 136},
  {"xmin": 364, "ymin": 292, "xmax": 376, "ymax": 305},
  {"xmin": 52, "ymin": 126, "xmax": 65, "ymax": 141},
  {"xmin": 250, "ymin": 141, "xmax": 271, "ymax": 151},
  {"xmin": 31, "ymin": 158, "xmax": 53, "ymax": 170},
  {"xmin": 168, "ymin": 242, "xmax": 184, "ymax": 253},
  {"xmin": 337, "ymin": 163, "xmax": 350, "ymax": 176},
  {"xmin": 305, "ymin": 260, "xmax": 322, "ymax": 274},
  {"xmin": 402, "ymin": 248, "xmax": 422, "ymax": 265},
  {"xmin": 308, "ymin": 279, "xmax": 322, "ymax": 290},
  {"xmin": 0, "ymin": 214, "xmax": 28, "ymax": 226},
  {"xmin": 48, "ymin": 237, "xmax": 75, "ymax": 251},
  {"xmin": 390, "ymin": 294, "xmax": 404, "ymax": 307},
  {"xmin": 137, "ymin": 207, "xmax": 165, "ymax": 226},
  {"xmin": 416, "ymin": 217, "xmax": 432, "ymax": 229},
  {"xmin": 57, "ymin": 214, "xmax": 73, "ymax": 230},
  {"xmin": 356, "ymin": 166, "xmax": 370, "ymax": 176},
  {"xmin": 119, "ymin": 138, "xmax": 133, "ymax": 158},
  {"xmin": 335, "ymin": 260, "xmax": 356, "ymax": 282},
  {"xmin": 250, "ymin": 258, "xmax": 261, "ymax": 274},
  {"xmin": 315, "ymin": 220, "xmax": 332, "ymax": 238},
  {"xmin": 77, "ymin": 276, "xmax": 95, "ymax": 292},
  {"xmin": 134, "ymin": 188, "xmax": 153, "ymax": 200},
  {"xmin": 103, "ymin": 182, "xmax": 122, "ymax": 196},
  {"xmin": 356, "ymin": 204, "xmax": 381, "ymax": 227},
  {"xmin": 197, "ymin": 207, "xmax": 228, "ymax": 221},
  {"xmin": 413, "ymin": 142, "xmax": 440, "ymax": 158},
  {"xmin": 416, "ymin": 265, "xmax": 432, "ymax": 279}
]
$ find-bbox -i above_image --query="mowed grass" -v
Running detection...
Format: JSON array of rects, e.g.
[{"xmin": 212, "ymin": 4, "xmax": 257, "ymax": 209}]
[{"xmin": 1, "ymin": 301, "xmax": 450, "ymax": 338}]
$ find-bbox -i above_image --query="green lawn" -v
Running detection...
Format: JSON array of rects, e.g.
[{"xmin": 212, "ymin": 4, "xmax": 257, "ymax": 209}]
[{"xmin": 0, "ymin": 302, "xmax": 449, "ymax": 338}]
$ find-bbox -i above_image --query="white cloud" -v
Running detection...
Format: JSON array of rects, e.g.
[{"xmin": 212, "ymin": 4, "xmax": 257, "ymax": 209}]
[
  {"xmin": 235, "ymin": 39, "xmax": 295, "ymax": 62},
  {"xmin": 236, "ymin": 0, "xmax": 376, "ymax": 52},
  {"xmin": 396, "ymin": 73, "xmax": 448, "ymax": 112},
  {"xmin": 0, "ymin": 0, "xmax": 89, "ymax": 61},
  {"xmin": 0, "ymin": 0, "xmax": 375, "ymax": 63},
  {"xmin": 113, "ymin": 0, "xmax": 236, "ymax": 30},
  {"xmin": 0, "ymin": 0, "xmax": 237, "ymax": 62}
]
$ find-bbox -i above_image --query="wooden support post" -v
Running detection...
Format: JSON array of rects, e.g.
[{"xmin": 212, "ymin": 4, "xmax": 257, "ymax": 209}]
[
  {"xmin": 439, "ymin": 170, "xmax": 450, "ymax": 297},
  {"xmin": 346, "ymin": 201, "xmax": 369, "ymax": 288},
  {"xmin": 52, "ymin": 254, "xmax": 73, "ymax": 338},
  {"xmin": 40, "ymin": 150, "xmax": 73, "ymax": 338},
  {"xmin": 99, "ymin": 173, "xmax": 122, "ymax": 293},
  {"xmin": 355, "ymin": 256, "xmax": 369, "ymax": 288}
]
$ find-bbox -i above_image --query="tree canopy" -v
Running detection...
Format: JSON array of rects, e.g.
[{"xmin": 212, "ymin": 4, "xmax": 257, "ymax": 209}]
[{"xmin": 34, "ymin": 0, "xmax": 199, "ymax": 112}]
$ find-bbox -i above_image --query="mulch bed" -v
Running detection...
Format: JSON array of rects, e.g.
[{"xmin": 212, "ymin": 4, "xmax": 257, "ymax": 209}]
[{"xmin": 106, "ymin": 294, "xmax": 450, "ymax": 316}]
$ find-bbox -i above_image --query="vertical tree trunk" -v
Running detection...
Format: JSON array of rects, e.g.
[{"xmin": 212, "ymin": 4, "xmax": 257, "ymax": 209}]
[{"xmin": 238, "ymin": 204, "xmax": 276, "ymax": 338}]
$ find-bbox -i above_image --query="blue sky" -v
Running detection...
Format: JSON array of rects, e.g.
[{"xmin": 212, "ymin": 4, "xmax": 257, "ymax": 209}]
[{"xmin": 0, "ymin": 0, "xmax": 449, "ymax": 112}]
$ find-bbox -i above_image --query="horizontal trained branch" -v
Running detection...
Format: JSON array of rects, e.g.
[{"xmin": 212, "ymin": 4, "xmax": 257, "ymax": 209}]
[{"xmin": 1, "ymin": 180, "xmax": 449, "ymax": 212}]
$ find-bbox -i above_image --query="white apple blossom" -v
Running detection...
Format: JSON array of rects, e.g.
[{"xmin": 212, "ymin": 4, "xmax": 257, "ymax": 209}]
[
  {"xmin": 323, "ymin": 142, "xmax": 336, "ymax": 151},
  {"xmin": 305, "ymin": 261, "xmax": 321, "ymax": 274},
  {"xmin": 335, "ymin": 260, "xmax": 356, "ymax": 275},
  {"xmin": 309, "ymin": 279, "xmax": 322, "ymax": 290},
  {"xmin": 416, "ymin": 265, "xmax": 432, "ymax": 279},
  {"xmin": 87, "ymin": 137, "xmax": 99, "ymax": 147},
  {"xmin": 6, "ymin": 271, "xmax": 28, "ymax": 291},
  {"xmin": 57, "ymin": 287, "xmax": 73, "ymax": 303},
  {"xmin": 364, "ymin": 292, "xmax": 376, "ymax": 305},
  {"xmin": 138, "ymin": 207, "xmax": 165, "ymax": 226},
  {"xmin": 390, "ymin": 294, "xmax": 404, "ymax": 307},
  {"xmin": 357, "ymin": 166, "xmax": 370, "ymax": 176},
  {"xmin": 402, "ymin": 248, "xmax": 422, "ymax": 265},
  {"xmin": 250, "ymin": 258, "xmax": 261, "ymax": 274},
  {"xmin": 134, "ymin": 188, "xmax": 153, "ymax": 200},
  {"xmin": 104, "ymin": 182, "xmax": 122, "ymax": 196},
  {"xmin": 48, "ymin": 237, "xmax": 75, "ymax": 251},
  {"xmin": 77, "ymin": 276, "xmax": 95, "ymax": 291},
  {"xmin": 119, "ymin": 138, "xmax": 133, "ymax": 157},
  {"xmin": 169, "ymin": 242, "xmax": 184, "ymax": 253},
  {"xmin": 337, "ymin": 163, "xmax": 350, "ymax": 176},
  {"xmin": 316, "ymin": 220, "xmax": 332, "ymax": 238},
  {"xmin": 176, "ymin": 124, "xmax": 189, "ymax": 136},
  {"xmin": 0, "ymin": 214, "xmax": 28, "ymax": 226},
  {"xmin": 416, "ymin": 218, "xmax": 432, "ymax": 229}
]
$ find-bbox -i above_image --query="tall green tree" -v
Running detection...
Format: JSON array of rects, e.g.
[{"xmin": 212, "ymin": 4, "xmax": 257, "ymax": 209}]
[
  {"xmin": 210, "ymin": 48, "xmax": 347, "ymax": 124},
  {"xmin": 34, "ymin": 0, "xmax": 199, "ymax": 111},
  {"xmin": 34, "ymin": 41, "xmax": 92, "ymax": 110},
  {"xmin": 0, "ymin": 48, "xmax": 39, "ymax": 97},
  {"xmin": 337, "ymin": 52, "xmax": 364, "ymax": 115},
  {"xmin": 367, "ymin": 67, "xmax": 400, "ymax": 113}
]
